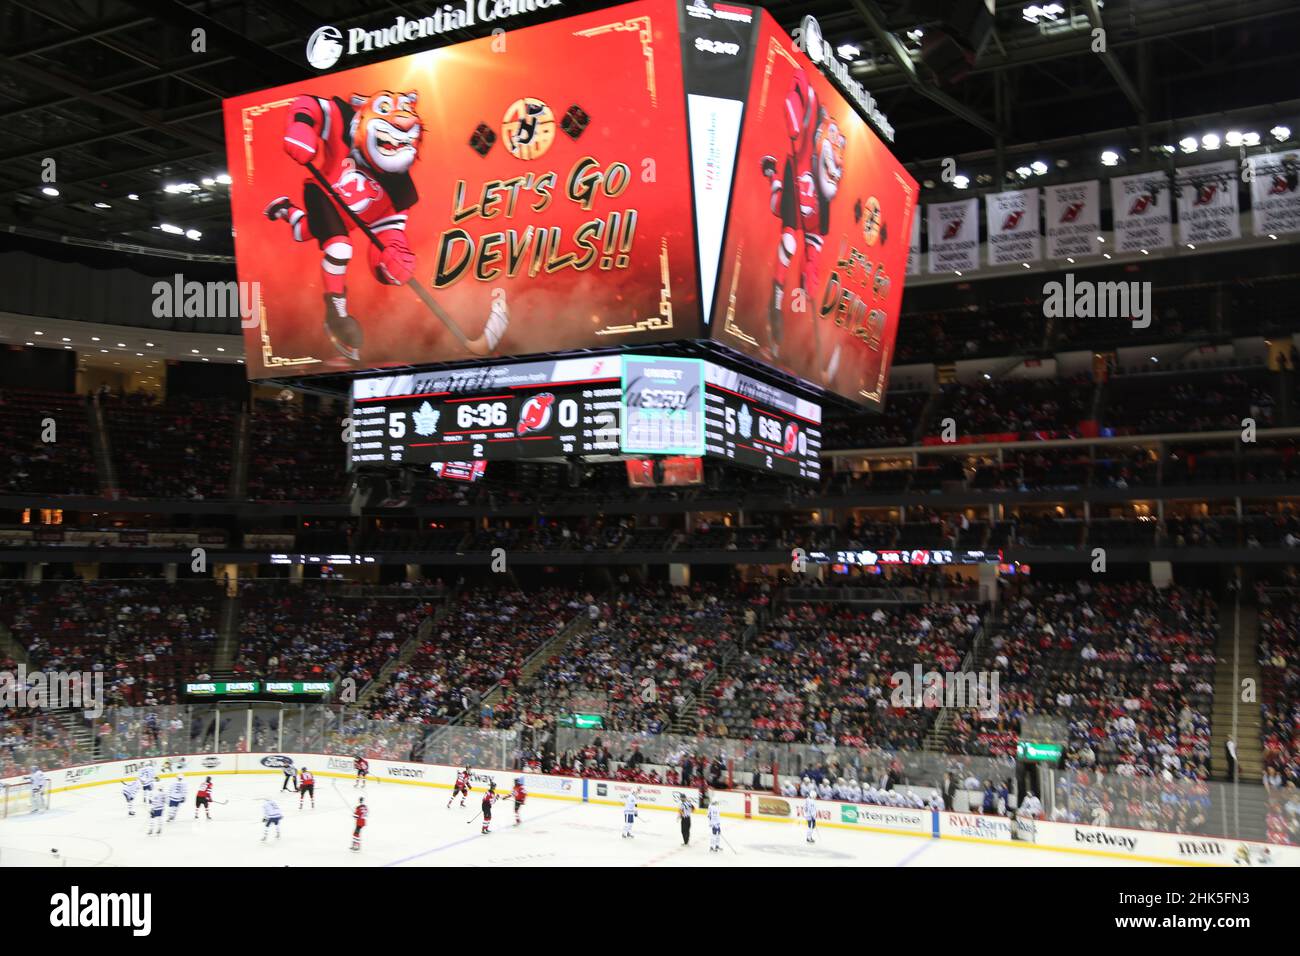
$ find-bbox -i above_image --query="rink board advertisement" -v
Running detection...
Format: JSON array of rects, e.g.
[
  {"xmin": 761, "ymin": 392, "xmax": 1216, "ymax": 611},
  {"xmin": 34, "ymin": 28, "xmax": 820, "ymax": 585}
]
[
  {"xmin": 708, "ymin": 11, "xmax": 917, "ymax": 408},
  {"xmin": 10, "ymin": 754, "xmax": 1299, "ymax": 864},
  {"xmin": 224, "ymin": 0, "xmax": 700, "ymax": 379}
]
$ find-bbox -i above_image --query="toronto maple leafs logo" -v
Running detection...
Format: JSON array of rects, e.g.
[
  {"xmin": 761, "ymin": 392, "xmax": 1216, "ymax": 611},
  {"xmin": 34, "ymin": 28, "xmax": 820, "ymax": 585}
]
[
  {"xmin": 738, "ymin": 403, "xmax": 753, "ymax": 439},
  {"xmin": 412, "ymin": 401, "xmax": 441, "ymax": 436}
]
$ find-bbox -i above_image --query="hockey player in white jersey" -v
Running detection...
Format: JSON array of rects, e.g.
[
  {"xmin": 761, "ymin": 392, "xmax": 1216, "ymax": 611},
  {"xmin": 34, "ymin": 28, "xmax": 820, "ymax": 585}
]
[
  {"xmin": 817, "ymin": 778, "xmax": 833, "ymax": 800},
  {"xmin": 166, "ymin": 773, "xmax": 186, "ymax": 822},
  {"xmin": 707, "ymin": 798, "xmax": 723, "ymax": 852},
  {"xmin": 262, "ymin": 798, "xmax": 283, "ymax": 841},
  {"xmin": 799, "ymin": 776, "xmax": 816, "ymax": 798},
  {"xmin": 122, "ymin": 776, "xmax": 140, "ymax": 816},
  {"xmin": 28, "ymin": 767, "xmax": 48, "ymax": 812},
  {"xmin": 145, "ymin": 788, "xmax": 167, "ymax": 835},
  {"xmin": 622, "ymin": 790, "xmax": 638, "ymax": 838},
  {"xmin": 803, "ymin": 793, "xmax": 817, "ymax": 844},
  {"xmin": 137, "ymin": 764, "xmax": 157, "ymax": 794}
]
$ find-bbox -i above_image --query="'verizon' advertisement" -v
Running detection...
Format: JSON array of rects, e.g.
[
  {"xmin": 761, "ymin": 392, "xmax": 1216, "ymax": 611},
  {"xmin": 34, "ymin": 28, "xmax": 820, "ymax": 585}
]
[
  {"xmin": 708, "ymin": 10, "xmax": 918, "ymax": 407},
  {"xmin": 224, "ymin": 0, "xmax": 699, "ymax": 379}
]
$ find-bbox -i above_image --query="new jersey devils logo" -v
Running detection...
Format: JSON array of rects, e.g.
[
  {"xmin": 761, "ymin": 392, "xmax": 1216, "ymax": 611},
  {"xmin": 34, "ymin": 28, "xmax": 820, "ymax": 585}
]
[
  {"xmin": 517, "ymin": 393, "xmax": 555, "ymax": 435},
  {"xmin": 943, "ymin": 217, "xmax": 964, "ymax": 240},
  {"xmin": 1194, "ymin": 182, "xmax": 1218, "ymax": 205},
  {"xmin": 1060, "ymin": 200, "xmax": 1085, "ymax": 223},
  {"xmin": 333, "ymin": 159, "xmax": 382, "ymax": 212},
  {"xmin": 1001, "ymin": 210, "xmax": 1024, "ymax": 231},
  {"xmin": 783, "ymin": 422, "xmax": 800, "ymax": 455}
]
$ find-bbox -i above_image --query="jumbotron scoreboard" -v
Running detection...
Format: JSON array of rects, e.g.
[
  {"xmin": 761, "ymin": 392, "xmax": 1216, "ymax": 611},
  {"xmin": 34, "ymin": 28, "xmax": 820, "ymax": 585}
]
[{"xmin": 348, "ymin": 354, "xmax": 822, "ymax": 480}]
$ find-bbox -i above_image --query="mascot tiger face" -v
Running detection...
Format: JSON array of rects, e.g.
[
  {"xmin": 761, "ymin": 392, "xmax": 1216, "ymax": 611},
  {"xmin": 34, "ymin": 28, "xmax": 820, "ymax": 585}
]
[
  {"xmin": 814, "ymin": 112, "xmax": 846, "ymax": 201},
  {"xmin": 349, "ymin": 90, "xmax": 422, "ymax": 174}
]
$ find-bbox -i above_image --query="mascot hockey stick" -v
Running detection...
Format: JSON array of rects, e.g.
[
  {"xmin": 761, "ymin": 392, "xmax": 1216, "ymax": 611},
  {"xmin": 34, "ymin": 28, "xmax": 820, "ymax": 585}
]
[{"xmin": 305, "ymin": 161, "xmax": 508, "ymax": 357}]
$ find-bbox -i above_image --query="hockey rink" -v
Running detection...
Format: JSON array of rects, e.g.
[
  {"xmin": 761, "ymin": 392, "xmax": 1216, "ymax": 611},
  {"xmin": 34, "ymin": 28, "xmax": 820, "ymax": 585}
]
[{"xmin": 0, "ymin": 774, "xmax": 1167, "ymax": 867}]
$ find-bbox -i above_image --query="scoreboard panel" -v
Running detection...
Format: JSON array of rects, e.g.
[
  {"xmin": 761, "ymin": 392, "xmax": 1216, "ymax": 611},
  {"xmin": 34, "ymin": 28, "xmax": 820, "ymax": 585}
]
[
  {"xmin": 350, "ymin": 353, "xmax": 824, "ymax": 480},
  {"xmin": 704, "ymin": 365, "xmax": 822, "ymax": 480},
  {"xmin": 350, "ymin": 357, "xmax": 621, "ymax": 466}
]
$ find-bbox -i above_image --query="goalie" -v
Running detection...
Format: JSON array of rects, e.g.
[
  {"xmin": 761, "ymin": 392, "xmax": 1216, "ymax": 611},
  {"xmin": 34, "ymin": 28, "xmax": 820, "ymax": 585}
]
[{"xmin": 29, "ymin": 766, "xmax": 49, "ymax": 813}]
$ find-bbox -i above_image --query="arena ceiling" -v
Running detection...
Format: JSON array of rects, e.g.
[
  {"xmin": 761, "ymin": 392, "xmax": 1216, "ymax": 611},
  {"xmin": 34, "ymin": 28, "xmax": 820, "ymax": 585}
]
[{"xmin": 0, "ymin": 0, "xmax": 1296, "ymax": 257}]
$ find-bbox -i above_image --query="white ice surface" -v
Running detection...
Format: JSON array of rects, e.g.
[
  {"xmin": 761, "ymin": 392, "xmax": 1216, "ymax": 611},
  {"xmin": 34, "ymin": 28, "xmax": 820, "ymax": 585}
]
[{"xmin": 0, "ymin": 774, "xmax": 1159, "ymax": 867}]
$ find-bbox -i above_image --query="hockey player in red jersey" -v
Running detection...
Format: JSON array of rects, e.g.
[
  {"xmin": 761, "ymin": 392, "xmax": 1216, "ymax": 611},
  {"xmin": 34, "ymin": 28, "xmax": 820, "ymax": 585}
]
[
  {"xmin": 299, "ymin": 767, "xmax": 315, "ymax": 808},
  {"xmin": 759, "ymin": 68, "xmax": 847, "ymax": 381},
  {"xmin": 448, "ymin": 766, "xmax": 471, "ymax": 808},
  {"xmin": 480, "ymin": 781, "xmax": 500, "ymax": 835},
  {"xmin": 264, "ymin": 89, "xmax": 423, "ymax": 361},
  {"xmin": 512, "ymin": 776, "xmax": 526, "ymax": 826},
  {"xmin": 353, "ymin": 755, "xmax": 369, "ymax": 789},
  {"xmin": 194, "ymin": 776, "xmax": 214, "ymax": 820},
  {"xmin": 351, "ymin": 797, "xmax": 368, "ymax": 851}
]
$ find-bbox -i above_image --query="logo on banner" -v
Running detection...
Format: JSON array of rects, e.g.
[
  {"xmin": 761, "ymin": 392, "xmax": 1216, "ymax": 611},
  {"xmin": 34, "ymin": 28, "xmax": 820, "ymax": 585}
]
[
  {"xmin": 517, "ymin": 393, "xmax": 555, "ymax": 435},
  {"xmin": 862, "ymin": 196, "xmax": 882, "ymax": 245},
  {"xmin": 942, "ymin": 216, "xmax": 964, "ymax": 240},
  {"xmin": 502, "ymin": 97, "xmax": 556, "ymax": 161},
  {"xmin": 1269, "ymin": 154, "xmax": 1299, "ymax": 194},
  {"xmin": 1128, "ymin": 182, "xmax": 1162, "ymax": 215},
  {"xmin": 1001, "ymin": 210, "xmax": 1024, "ymax": 230},
  {"xmin": 1059, "ymin": 200, "xmax": 1086, "ymax": 223}
]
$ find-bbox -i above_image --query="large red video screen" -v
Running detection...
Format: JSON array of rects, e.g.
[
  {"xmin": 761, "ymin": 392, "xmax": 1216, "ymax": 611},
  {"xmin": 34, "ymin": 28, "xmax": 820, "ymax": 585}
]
[
  {"xmin": 708, "ymin": 12, "xmax": 918, "ymax": 407},
  {"xmin": 224, "ymin": 0, "xmax": 699, "ymax": 379}
]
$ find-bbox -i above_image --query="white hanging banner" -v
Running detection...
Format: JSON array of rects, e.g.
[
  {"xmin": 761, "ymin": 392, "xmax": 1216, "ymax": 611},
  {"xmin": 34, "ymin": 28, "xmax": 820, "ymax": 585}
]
[
  {"xmin": 1248, "ymin": 151, "xmax": 1300, "ymax": 236},
  {"xmin": 906, "ymin": 206, "xmax": 922, "ymax": 275},
  {"xmin": 985, "ymin": 188, "xmax": 1041, "ymax": 266},
  {"xmin": 1175, "ymin": 160, "xmax": 1240, "ymax": 245},
  {"xmin": 1110, "ymin": 171, "xmax": 1172, "ymax": 253},
  {"xmin": 1044, "ymin": 180, "xmax": 1101, "ymax": 259},
  {"xmin": 927, "ymin": 198, "xmax": 979, "ymax": 273}
]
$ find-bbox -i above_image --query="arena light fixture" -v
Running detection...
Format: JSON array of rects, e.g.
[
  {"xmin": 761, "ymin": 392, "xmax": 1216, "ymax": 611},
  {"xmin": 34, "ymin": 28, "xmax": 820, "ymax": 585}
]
[
  {"xmin": 158, "ymin": 223, "xmax": 184, "ymax": 235},
  {"xmin": 1016, "ymin": 165, "xmax": 1032, "ymax": 178},
  {"xmin": 216, "ymin": 173, "xmax": 232, "ymax": 185},
  {"xmin": 1271, "ymin": 125, "xmax": 1291, "ymax": 142},
  {"xmin": 33, "ymin": 331, "xmax": 43, "ymax": 335},
  {"xmin": 41, "ymin": 186, "xmax": 59, "ymax": 197},
  {"xmin": 1030, "ymin": 161, "xmax": 1048, "ymax": 175},
  {"xmin": 1066, "ymin": 257, "xmax": 1076, "ymax": 264},
  {"xmin": 93, "ymin": 201, "xmax": 111, "ymax": 209},
  {"xmin": 1179, "ymin": 136, "xmax": 1198, "ymax": 153},
  {"xmin": 1225, "ymin": 131, "xmax": 1243, "ymax": 147},
  {"xmin": 953, "ymin": 175, "xmax": 970, "ymax": 189},
  {"xmin": 1242, "ymin": 132, "xmax": 1261, "ymax": 146},
  {"xmin": 127, "ymin": 193, "xmax": 140, "ymax": 201},
  {"xmin": 836, "ymin": 43, "xmax": 861, "ymax": 60},
  {"xmin": 185, "ymin": 229, "xmax": 202, "ymax": 241},
  {"xmin": 1100, "ymin": 150, "xmax": 1120, "ymax": 166},
  {"xmin": 1201, "ymin": 133, "xmax": 1220, "ymax": 150}
]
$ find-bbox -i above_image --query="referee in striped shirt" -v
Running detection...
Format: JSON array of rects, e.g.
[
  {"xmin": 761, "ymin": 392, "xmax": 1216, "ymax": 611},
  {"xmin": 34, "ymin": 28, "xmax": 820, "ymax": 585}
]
[{"xmin": 678, "ymin": 793, "xmax": 695, "ymax": 845}]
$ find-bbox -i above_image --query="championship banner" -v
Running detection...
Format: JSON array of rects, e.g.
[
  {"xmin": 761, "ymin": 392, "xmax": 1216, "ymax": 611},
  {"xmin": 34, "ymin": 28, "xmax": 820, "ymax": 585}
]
[
  {"xmin": 1109, "ymin": 171, "xmax": 1172, "ymax": 253},
  {"xmin": 1175, "ymin": 160, "xmax": 1240, "ymax": 245},
  {"xmin": 1044, "ymin": 180, "xmax": 1100, "ymax": 259},
  {"xmin": 985, "ymin": 188, "xmax": 1040, "ymax": 266},
  {"xmin": 1249, "ymin": 151, "xmax": 1300, "ymax": 236},
  {"xmin": 224, "ymin": 0, "xmax": 700, "ymax": 379},
  {"xmin": 906, "ymin": 207, "xmax": 922, "ymax": 275},
  {"xmin": 927, "ymin": 198, "xmax": 979, "ymax": 274},
  {"xmin": 710, "ymin": 10, "xmax": 918, "ymax": 408}
]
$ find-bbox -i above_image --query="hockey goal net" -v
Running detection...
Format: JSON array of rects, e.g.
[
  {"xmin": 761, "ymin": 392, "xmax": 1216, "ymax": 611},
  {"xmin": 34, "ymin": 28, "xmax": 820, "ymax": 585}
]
[{"xmin": 2, "ymin": 779, "xmax": 50, "ymax": 817}]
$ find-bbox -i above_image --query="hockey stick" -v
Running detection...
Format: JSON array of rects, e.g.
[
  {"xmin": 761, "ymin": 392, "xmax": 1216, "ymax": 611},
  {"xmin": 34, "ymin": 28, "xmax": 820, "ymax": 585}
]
[{"xmin": 304, "ymin": 161, "xmax": 507, "ymax": 357}]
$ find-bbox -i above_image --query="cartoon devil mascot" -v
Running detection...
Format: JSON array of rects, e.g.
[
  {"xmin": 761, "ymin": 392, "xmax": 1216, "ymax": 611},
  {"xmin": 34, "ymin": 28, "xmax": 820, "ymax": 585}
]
[
  {"xmin": 759, "ymin": 68, "xmax": 846, "ymax": 382},
  {"xmin": 264, "ymin": 90, "xmax": 507, "ymax": 362}
]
